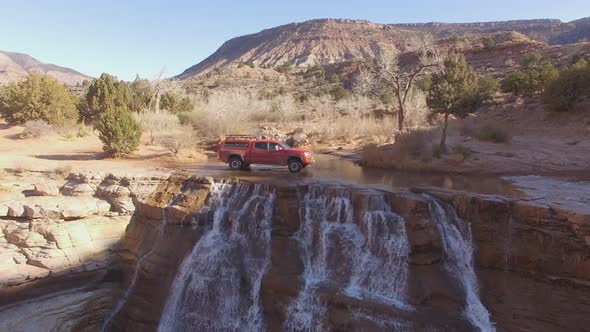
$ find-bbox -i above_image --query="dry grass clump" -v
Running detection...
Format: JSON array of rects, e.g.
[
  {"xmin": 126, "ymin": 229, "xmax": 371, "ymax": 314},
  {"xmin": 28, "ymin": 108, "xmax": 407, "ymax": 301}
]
[
  {"xmin": 461, "ymin": 122, "xmax": 511, "ymax": 144},
  {"xmin": 476, "ymin": 125, "xmax": 511, "ymax": 143},
  {"xmin": 402, "ymin": 89, "xmax": 431, "ymax": 128},
  {"xmin": 160, "ymin": 129, "xmax": 196, "ymax": 155},
  {"xmin": 20, "ymin": 120, "xmax": 53, "ymax": 139},
  {"xmin": 51, "ymin": 164, "xmax": 73, "ymax": 179},
  {"xmin": 58, "ymin": 123, "xmax": 92, "ymax": 140},
  {"xmin": 134, "ymin": 111, "xmax": 182, "ymax": 144},
  {"xmin": 308, "ymin": 116, "xmax": 395, "ymax": 143},
  {"xmin": 134, "ymin": 110, "xmax": 197, "ymax": 154},
  {"xmin": 361, "ymin": 127, "xmax": 438, "ymax": 167},
  {"xmin": 393, "ymin": 128, "xmax": 438, "ymax": 159},
  {"xmin": 452, "ymin": 144, "xmax": 473, "ymax": 159},
  {"xmin": 11, "ymin": 161, "xmax": 29, "ymax": 175}
]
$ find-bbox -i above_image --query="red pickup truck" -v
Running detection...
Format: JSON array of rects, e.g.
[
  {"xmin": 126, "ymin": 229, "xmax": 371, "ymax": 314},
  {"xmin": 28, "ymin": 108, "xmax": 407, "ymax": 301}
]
[{"xmin": 218, "ymin": 138, "xmax": 314, "ymax": 173}]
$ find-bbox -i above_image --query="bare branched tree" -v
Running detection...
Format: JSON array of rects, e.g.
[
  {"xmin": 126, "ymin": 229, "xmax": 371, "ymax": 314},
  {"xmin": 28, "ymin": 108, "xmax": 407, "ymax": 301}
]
[
  {"xmin": 356, "ymin": 33, "xmax": 445, "ymax": 131},
  {"xmin": 352, "ymin": 66, "xmax": 375, "ymax": 95}
]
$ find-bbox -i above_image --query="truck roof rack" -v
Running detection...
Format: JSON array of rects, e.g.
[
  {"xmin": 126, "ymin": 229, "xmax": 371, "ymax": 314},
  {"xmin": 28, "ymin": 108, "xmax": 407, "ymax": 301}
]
[{"xmin": 224, "ymin": 134, "xmax": 258, "ymax": 140}]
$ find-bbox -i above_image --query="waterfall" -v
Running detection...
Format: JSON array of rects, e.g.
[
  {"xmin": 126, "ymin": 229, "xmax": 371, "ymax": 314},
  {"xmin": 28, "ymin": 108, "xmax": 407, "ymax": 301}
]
[
  {"xmin": 424, "ymin": 194, "xmax": 495, "ymax": 332},
  {"xmin": 158, "ymin": 183, "xmax": 276, "ymax": 332},
  {"xmin": 283, "ymin": 186, "xmax": 411, "ymax": 331},
  {"xmin": 100, "ymin": 183, "xmax": 191, "ymax": 332}
]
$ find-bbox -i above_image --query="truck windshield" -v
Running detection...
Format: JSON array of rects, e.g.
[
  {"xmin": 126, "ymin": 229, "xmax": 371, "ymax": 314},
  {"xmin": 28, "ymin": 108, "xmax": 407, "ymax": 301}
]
[{"xmin": 279, "ymin": 142, "xmax": 291, "ymax": 150}]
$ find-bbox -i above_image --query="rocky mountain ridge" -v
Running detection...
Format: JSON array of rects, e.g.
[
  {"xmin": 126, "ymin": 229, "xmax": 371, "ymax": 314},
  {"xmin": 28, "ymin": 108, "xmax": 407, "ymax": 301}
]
[{"xmin": 177, "ymin": 17, "xmax": 590, "ymax": 78}]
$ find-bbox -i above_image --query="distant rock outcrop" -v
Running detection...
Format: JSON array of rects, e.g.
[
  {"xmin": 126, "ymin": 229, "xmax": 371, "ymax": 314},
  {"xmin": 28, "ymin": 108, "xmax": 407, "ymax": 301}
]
[{"xmin": 0, "ymin": 50, "xmax": 92, "ymax": 86}]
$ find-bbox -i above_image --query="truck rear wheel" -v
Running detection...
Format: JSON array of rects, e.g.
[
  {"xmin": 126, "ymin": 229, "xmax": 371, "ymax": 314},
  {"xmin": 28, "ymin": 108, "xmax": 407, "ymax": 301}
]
[
  {"xmin": 288, "ymin": 159, "xmax": 303, "ymax": 173},
  {"xmin": 229, "ymin": 157, "xmax": 243, "ymax": 170}
]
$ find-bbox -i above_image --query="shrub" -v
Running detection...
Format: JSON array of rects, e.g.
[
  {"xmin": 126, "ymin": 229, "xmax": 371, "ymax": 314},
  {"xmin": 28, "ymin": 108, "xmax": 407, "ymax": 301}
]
[
  {"xmin": 394, "ymin": 128, "xmax": 437, "ymax": 159},
  {"xmin": 501, "ymin": 62, "xmax": 558, "ymax": 97},
  {"xmin": 97, "ymin": 105, "xmax": 142, "ymax": 156},
  {"xmin": 528, "ymin": 32, "xmax": 539, "ymax": 41},
  {"xmin": 160, "ymin": 128, "xmax": 195, "ymax": 154},
  {"xmin": 543, "ymin": 59, "xmax": 590, "ymax": 112},
  {"xmin": 55, "ymin": 123, "xmax": 92, "ymax": 140},
  {"xmin": 330, "ymin": 85, "xmax": 350, "ymax": 101},
  {"xmin": 403, "ymin": 89, "xmax": 430, "ymax": 128},
  {"xmin": 20, "ymin": 120, "xmax": 53, "ymax": 139},
  {"xmin": 159, "ymin": 91, "xmax": 193, "ymax": 114},
  {"xmin": 501, "ymin": 70, "xmax": 529, "ymax": 96},
  {"xmin": 328, "ymin": 73, "xmax": 340, "ymax": 84},
  {"xmin": 275, "ymin": 62, "xmax": 293, "ymax": 74},
  {"xmin": 12, "ymin": 162, "xmax": 28, "ymax": 175},
  {"xmin": 51, "ymin": 164, "xmax": 73, "ymax": 179},
  {"xmin": 477, "ymin": 75, "xmax": 500, "ymax": 100},
  {"xmin": 452, "ymin": 144, "xmax": 473, "ymax": 159},
  {"xmin": 134, "ymin": 110, "xmax": 185, "ymax": 144},
  {"xmin": 0, "ymin": 73, "xmax": 78, "ymax": 127},
  {"xmin": 483, "ymin": 36, "xmax": 496, "ymax": 50},
  {"xmin": 476, "ymin": 125, "xmax": 511, "ymax": 143},
  {"xmin": 76, "ymin": 123, "xmax": 91, "ymax": 137},
  {"xmin": 431, "ymin": 145, "xmax": 444, "ymax": 159},
  {"xmin": 360, "ymin": 128, "xmax": 437, "ymax": 167},
  {"xmin": 522, "ymin": 53, "xmax": 543, "ymax": 68},
  {"xmin": 129, "ymin": 76, "xmax": 155, "ymax": 112}
]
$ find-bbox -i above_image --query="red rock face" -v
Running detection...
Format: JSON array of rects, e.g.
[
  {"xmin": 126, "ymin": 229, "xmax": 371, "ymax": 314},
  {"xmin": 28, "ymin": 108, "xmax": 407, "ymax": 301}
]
[{"xmin": 106, "ymin": 177, "xmax": 590, "ymax": 332}]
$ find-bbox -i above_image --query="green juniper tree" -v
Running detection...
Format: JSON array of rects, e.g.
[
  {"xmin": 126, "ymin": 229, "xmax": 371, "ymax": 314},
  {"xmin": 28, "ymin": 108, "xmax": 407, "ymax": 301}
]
[
  {"xmin": 427, "ymin": 53, "xmax": 490, "ymax": 150},
  {"xmin": 84, "ymin": 73, "xmax": 131, "ymax": 123},
  {"xmin": 0, "ymin": 72, "xmax": 78, "ymax": 127},
  {"xmin": 97, "ymin": 104, "xmax": 142, "ymax": 156}
]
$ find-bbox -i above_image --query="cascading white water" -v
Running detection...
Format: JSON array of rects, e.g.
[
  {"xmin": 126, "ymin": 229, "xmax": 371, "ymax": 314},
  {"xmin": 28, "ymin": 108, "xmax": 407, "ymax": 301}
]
[
  {"xmin": 100, "ymin": 184, "xmax": 191, "ymax": 332},
  {"xmin": 424, "ymin": 194, "xmax": 495, "ymax": 332},
  {"xmin": 346, "ymin": 194, "xmax": 410, "ymax": 307},
  {"xmin": 283, "ymin": 186, "xmax": 411, "ymax": 331},
  {"xmin": 158, "ymin": 183, "xmax": 275, "ymax": 332}
]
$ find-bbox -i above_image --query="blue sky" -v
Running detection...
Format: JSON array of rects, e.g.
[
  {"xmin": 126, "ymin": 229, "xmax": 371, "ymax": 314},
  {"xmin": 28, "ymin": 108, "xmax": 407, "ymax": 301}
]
[{"xmin": 1, "ymin": 0, "xmax": 588, "ymax": 80}]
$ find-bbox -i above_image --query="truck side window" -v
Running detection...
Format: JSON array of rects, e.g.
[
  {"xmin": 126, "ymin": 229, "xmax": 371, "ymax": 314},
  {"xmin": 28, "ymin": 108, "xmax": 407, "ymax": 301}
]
[
  {"xmin": 254, "ymin": 142, "xmax": 268, "ymax": 150},
  {"xmin": 269, "ymin": 143, "xmax": 280, "ymax": 151}
]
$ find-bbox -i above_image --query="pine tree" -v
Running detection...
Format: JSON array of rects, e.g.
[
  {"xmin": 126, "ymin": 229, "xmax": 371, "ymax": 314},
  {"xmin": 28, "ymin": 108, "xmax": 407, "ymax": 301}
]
[{"xmin": 84, "ymin": 73, "xmax": 131, "ymax": 122}]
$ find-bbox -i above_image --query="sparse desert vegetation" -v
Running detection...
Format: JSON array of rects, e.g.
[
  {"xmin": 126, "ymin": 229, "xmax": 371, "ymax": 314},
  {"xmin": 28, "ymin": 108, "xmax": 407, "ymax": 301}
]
[{"xmin": 0, "ymin": 17, "xmax": 588, "ymax": 177}]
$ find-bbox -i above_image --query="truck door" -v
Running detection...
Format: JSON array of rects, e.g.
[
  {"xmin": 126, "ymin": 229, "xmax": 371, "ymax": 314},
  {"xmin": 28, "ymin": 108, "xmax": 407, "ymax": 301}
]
[
  {"xmin": 250, "ymin": 142, "xmax": 270, "ymax": 164},
  {"xmin": 268, "ymin": 142, "xmax": 284, "ymax": 165}
]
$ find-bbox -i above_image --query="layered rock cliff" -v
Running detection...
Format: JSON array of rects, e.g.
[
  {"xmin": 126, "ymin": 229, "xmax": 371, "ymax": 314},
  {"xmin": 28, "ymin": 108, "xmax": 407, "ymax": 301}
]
[{"xmin": 0, "ymin": 172, "xmax": 162, "ymax": 331}]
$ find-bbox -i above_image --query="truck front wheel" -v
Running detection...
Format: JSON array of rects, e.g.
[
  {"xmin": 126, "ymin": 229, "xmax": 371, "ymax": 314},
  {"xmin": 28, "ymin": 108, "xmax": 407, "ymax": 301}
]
[
  {"xmin": 229, "ymin": 157, "xmax": 243, "ymax": 170},
  {"xmin": 288, "ymin": 159, "xmax": 303, "ymax": 173}
]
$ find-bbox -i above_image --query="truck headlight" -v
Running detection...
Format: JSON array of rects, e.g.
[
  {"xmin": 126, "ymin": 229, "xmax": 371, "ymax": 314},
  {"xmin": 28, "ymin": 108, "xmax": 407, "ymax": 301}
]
[{"xmin": 304, "ymin": 152, "xmax": 311, "ymax": 157}]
